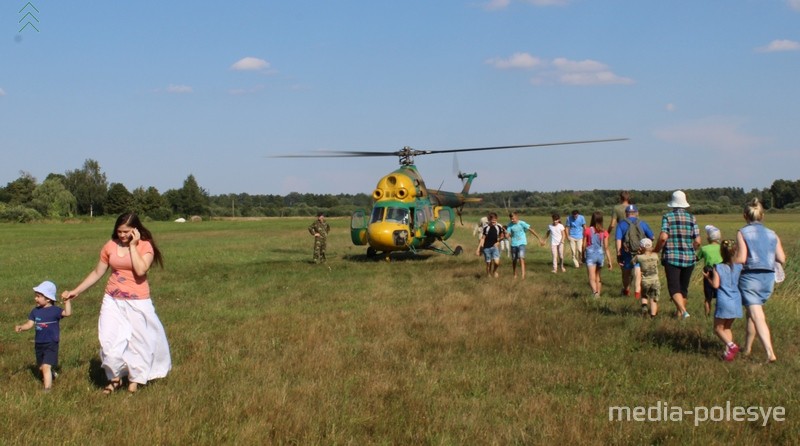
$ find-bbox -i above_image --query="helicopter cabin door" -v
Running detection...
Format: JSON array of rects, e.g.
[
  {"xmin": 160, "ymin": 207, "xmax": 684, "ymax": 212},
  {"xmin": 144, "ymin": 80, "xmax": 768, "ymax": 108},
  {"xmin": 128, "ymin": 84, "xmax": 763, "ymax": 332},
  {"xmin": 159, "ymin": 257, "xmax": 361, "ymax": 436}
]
[{"xmin": 350, "ymin": 209, "xmax": 368, "ymax": 245}]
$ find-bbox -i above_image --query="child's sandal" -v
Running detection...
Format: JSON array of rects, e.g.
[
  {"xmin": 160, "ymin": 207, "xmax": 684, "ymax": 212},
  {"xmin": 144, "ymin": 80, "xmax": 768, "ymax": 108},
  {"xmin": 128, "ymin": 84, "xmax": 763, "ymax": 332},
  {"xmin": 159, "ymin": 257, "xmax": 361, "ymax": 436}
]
[{"xmin": 103, "ymin": 379, "xmax": 122, "ymax": 395}]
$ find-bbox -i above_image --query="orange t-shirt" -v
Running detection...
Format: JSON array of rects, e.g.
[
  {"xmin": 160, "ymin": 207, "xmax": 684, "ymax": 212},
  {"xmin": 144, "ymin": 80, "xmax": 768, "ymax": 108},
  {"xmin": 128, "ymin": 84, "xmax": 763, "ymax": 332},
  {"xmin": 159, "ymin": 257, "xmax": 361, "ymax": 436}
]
[{"xmin": 100, "ymin": 239, "xmax": 153, "ymax": 299}]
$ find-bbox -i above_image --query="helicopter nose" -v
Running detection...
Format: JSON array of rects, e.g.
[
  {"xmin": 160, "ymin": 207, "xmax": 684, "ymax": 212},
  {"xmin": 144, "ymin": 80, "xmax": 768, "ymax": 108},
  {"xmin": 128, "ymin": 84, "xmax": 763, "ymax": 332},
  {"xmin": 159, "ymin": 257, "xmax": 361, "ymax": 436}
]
[{"xmin": 368, "ymin": 222, "xmax": 410, "ymax": 250}]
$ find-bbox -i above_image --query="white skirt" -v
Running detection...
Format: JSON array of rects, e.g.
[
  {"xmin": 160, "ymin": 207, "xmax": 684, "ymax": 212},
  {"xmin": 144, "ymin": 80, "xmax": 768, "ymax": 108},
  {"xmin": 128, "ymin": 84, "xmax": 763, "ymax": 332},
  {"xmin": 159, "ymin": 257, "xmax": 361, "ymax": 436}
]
[{"xmin": 98, "ymin": 295, "xmax": 172, "ymax": 384}]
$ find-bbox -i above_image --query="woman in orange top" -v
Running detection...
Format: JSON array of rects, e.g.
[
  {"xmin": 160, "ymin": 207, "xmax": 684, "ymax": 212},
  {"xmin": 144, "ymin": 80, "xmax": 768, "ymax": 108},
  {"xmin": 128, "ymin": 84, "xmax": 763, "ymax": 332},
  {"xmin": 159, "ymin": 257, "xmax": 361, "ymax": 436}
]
[{"xmin": 62, "ymin": 213, "xmax": 171, "ymax": 394}]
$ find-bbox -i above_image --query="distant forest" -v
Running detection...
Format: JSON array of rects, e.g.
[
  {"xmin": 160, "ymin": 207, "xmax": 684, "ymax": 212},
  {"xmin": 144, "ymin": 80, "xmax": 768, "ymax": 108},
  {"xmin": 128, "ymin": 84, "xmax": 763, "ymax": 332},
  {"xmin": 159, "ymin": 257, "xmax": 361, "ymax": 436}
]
[{"xmin": 1, "ymin": 159, "xmax": 799, "ymax": 222}]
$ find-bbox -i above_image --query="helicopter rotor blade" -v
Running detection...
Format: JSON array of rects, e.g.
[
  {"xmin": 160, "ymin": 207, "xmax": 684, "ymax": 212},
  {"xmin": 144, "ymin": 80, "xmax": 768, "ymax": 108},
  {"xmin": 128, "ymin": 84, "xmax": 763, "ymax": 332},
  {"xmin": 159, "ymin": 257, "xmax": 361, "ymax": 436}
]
[
  {"xmin": 268, "ymin": 138, "xmax": 627, "ymax": 159},
  {"xmin": 424, "ymin": 138, "xmax": 628, "ymax": 155},
  {"xmin": 269, "ymin": 150, "xmax": 397, "ymax": 158}
]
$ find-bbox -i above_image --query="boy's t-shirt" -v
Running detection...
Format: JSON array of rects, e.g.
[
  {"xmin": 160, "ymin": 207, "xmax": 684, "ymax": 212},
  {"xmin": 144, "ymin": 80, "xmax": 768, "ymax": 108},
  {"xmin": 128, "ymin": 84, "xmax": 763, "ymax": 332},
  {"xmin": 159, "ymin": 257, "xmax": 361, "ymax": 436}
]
[
  {"xmin": 632, "ymin": 253, "xmax": 660, "ymax": 284},
  {"xmin": 28, "ymin": 305, "xmax": 65, "ymax": 343},
  {"xmin": 697, "ymin": 244, "xmax": 723, "ymax": 267}
]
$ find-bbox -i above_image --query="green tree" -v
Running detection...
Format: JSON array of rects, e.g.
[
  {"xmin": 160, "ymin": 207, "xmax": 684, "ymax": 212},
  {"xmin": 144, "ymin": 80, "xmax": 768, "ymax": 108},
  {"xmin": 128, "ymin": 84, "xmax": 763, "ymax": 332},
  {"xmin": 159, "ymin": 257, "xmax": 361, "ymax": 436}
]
[
  {"xmin": 105, "ymin": 183, "xmax": 134, "ymax": 215},
  {"xmin": 31, "ymin": 177, "xmax": 77, "ymax": 218},
  {"xmin": 64, "ymin": 159, "xmax": 108, "ymax": 216},
  {"xmin": 4, "ymin": 171, "xmax": 37, "ymax": 205},
  {"xmin": 166, "ymin": 174, "xmax": 209, "ymax": 216}
]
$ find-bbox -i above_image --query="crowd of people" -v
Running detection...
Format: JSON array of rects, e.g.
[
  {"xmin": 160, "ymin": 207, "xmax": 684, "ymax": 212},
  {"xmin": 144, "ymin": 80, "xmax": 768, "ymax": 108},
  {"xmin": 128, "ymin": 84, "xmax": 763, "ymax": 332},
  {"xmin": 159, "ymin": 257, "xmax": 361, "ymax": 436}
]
[{"xmin": 476, "ymin": 191, "xmax": 788, "ymax": 363}]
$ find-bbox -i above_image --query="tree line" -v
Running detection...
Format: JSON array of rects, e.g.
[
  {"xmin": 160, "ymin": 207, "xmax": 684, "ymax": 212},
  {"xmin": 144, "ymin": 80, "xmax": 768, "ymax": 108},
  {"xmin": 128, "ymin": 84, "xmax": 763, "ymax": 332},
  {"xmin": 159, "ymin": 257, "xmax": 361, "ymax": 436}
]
[{"xmin": 1, "ymin": 159, "xmax": 798, "ymax": 222}]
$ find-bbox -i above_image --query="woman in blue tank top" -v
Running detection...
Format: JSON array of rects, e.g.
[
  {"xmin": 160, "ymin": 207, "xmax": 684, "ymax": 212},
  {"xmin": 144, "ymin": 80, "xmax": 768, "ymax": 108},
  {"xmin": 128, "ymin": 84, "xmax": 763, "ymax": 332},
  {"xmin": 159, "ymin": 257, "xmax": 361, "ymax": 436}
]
[{"xmin": 734, "ymin": 198, "xmax": 787, "ymax": 363}]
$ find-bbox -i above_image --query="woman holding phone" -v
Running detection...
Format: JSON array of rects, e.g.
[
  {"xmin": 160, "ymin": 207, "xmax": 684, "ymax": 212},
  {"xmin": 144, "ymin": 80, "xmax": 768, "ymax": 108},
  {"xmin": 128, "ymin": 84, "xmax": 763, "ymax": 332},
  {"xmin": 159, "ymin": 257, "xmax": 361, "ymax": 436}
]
[{"xmin": 62, "ymin": 212, "xmax": 171, "ymax": 393}]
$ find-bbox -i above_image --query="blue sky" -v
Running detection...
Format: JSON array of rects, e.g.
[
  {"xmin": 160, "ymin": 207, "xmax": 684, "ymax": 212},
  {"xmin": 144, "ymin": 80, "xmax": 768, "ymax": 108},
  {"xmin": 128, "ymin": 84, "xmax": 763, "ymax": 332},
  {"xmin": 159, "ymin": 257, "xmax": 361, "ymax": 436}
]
[{"xmin": 2, "ymin": 0, "xmax": 799, "ymax": 196}]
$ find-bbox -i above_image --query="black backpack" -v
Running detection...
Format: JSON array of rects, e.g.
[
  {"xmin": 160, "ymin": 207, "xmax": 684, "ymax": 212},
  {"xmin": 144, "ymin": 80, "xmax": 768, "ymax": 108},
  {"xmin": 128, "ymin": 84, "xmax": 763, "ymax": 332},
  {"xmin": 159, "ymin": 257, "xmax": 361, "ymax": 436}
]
[{"xmin": 623, "ymin": 218, "xmax": 645, "ymax": 253}]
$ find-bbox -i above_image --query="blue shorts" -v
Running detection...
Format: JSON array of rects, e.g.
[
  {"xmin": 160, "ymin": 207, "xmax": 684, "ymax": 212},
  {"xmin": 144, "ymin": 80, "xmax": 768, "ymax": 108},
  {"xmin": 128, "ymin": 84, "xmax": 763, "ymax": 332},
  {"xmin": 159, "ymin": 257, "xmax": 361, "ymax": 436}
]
[
  {"xmin": 739, "ymin": 271, "xmax": 775, "ymax": 307},
  {"xmin": 511, "ymin": 245, "xmax": 526, "ymax": 261},
  {"xmin": 35, "ymin": 342, "xmax": 59, "ymax": 367},
  {"xmin": 585, "ymin": 250, "xmax": 604, "ymax": 267},
  {"xmin": 620, "ymin": 251, "xmax": 636, "ymax": 269},
  {"xmin": 483, "ymin": 246, "xmax": 500, "ymax": 262}
]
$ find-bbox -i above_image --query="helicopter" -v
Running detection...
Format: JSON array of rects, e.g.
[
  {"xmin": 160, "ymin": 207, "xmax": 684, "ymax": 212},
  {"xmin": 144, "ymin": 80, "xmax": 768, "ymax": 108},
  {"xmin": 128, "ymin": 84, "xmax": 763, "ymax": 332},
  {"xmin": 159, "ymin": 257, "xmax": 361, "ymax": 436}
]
[{"xmin": 275, "ymin": 139, "xmax": 627, "ymax": 259}]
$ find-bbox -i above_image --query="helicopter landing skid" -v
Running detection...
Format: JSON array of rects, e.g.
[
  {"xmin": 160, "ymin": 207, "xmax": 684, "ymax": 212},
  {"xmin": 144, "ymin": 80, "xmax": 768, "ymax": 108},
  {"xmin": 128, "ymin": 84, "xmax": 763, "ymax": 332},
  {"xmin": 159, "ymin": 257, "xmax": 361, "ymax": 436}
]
[{"xmin": 428, "ymin": 240, "xmax": 463, "ymax": 256}]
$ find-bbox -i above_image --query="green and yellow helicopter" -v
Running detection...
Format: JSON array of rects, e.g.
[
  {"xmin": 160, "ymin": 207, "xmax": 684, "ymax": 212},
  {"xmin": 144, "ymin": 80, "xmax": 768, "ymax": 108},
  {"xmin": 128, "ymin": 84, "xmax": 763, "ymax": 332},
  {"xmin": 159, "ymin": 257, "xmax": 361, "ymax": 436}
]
[{"xmin": 277, "ymin": 139, "xmax": 626, "ymax": 259}]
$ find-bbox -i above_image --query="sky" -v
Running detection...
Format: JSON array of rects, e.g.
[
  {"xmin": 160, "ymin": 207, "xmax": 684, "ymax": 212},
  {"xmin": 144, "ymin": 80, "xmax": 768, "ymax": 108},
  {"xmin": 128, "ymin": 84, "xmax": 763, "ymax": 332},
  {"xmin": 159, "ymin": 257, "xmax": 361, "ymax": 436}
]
[{"xmin": 2, "ymin": 0, "xmax": 799, "ymax": 196}]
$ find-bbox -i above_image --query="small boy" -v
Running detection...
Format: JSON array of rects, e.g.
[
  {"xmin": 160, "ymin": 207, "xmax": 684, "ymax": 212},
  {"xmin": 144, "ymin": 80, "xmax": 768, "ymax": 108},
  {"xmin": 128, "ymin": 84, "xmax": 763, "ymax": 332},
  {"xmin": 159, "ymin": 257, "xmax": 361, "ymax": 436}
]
[
  {"xmin": 631, "ymin": 239, "xmax": 660, "ymax": 318},
  {"xmin": 545, "ymin": 213, "xmax": 567, "ymax": 273},
  {"xmin": 696, "ymin": 225, "xmax": 723, "ymax": 316},
  {"xmin": 14, "ymin": 281, "xmax": 72, "ymax": 391}
]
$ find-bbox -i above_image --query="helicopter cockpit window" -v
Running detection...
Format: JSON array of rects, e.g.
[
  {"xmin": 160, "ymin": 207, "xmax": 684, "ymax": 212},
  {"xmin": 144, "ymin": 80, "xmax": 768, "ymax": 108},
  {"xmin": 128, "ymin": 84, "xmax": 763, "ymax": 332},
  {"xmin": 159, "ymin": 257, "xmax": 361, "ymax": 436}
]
[
  {"xmin": 370, "ymin": 207, "xmax": 384, "ymax": 224},
  {"xmin": 385, "ymin": 207, "xmax": 410, "ymax": 225}
]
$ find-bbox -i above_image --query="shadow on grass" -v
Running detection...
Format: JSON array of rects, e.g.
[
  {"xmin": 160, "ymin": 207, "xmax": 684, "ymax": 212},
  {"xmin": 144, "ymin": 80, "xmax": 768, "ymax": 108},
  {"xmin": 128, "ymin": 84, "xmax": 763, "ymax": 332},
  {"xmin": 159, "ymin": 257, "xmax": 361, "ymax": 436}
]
[
  {"xmin": 640, "ymin": 324, "xmax": 719, "ymax": 356},
  {"xmin": 341, "ymin": 252, "xmax": 435, "ymax": 262},
  {"xmin": 87, "ymin": 357, "xmax": 109, "ymax": 389}
]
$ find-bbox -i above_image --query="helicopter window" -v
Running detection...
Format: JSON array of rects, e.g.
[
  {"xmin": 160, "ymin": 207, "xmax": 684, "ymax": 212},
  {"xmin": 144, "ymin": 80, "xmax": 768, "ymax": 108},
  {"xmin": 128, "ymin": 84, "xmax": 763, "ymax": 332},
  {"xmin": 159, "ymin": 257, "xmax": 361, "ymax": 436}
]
[
  {"xmin": 415, "ymin": 209, "xmax": 425, "ymax": 229},
  {"xmin": 385, "ymin": 207, "xmax": 410, "ymax": 224},
  {"xmin": 370, "ymin": 207, "xmax": 384, "ymax": 224}
]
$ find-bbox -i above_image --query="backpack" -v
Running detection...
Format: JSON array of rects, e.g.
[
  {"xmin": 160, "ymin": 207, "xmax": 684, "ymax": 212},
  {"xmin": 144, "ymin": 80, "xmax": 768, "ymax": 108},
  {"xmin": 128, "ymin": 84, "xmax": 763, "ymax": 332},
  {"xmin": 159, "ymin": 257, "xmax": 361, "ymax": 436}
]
[{"xmin": 622, "ymin": 218, "xmax": 645, "ymax": 253}]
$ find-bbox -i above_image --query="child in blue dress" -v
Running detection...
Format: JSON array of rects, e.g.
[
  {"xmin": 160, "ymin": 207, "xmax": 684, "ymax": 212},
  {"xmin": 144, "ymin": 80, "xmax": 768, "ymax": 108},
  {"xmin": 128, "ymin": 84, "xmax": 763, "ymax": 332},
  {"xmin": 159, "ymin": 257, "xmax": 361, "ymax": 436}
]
[
  {"xmin": 14, "ymin": 281, "xmax": 72, "ymax": 391},
  {"xmin": 703, "ymin": 240, "xmax": 743, "ymax": 362}
]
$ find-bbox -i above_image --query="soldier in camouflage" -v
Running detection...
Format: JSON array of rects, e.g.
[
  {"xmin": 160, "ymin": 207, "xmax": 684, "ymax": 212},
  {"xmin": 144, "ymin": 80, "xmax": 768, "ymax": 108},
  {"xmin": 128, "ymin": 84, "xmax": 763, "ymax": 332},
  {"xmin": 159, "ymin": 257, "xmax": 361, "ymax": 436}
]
[{"xmin": 308, "ymin": 212, "xmax": 330, "ymax": 263}]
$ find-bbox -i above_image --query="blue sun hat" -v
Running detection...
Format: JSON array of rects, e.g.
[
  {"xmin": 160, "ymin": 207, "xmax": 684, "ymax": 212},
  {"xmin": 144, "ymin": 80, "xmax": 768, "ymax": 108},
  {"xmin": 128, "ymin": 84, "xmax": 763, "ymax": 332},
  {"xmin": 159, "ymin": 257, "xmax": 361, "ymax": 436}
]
[{"xmin": 33, "ymin": 281, "xmax": 57, "ymax": 302}]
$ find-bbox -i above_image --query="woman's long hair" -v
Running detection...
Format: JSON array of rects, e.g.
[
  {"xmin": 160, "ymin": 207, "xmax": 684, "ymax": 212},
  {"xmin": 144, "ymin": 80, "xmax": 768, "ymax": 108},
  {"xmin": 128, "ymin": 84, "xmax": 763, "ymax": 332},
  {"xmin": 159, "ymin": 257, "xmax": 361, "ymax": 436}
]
[
  {"xmin": 112, "ymin": 213, "xmax": 164, "ymax": 268},
  {"xmin": 590, "ymin": 211, "xmax": 604, "ymax": 233}
]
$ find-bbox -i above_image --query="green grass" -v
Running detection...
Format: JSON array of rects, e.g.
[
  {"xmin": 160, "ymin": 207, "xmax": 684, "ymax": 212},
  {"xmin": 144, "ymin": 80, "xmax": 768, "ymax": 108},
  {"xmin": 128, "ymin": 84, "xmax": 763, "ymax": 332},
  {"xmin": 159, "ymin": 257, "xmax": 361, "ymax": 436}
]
[{"xmin": 0, "ymin": 214, "xmax": 798, "ymax": 445}]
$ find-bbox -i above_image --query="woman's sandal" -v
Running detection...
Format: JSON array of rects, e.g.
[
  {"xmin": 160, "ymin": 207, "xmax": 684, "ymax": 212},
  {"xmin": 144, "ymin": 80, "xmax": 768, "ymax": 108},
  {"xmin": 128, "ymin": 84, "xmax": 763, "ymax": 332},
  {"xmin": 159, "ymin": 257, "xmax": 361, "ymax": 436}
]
[{"xmin": 102, "ymin": 379, "xmax": 122, "ymax": 395}]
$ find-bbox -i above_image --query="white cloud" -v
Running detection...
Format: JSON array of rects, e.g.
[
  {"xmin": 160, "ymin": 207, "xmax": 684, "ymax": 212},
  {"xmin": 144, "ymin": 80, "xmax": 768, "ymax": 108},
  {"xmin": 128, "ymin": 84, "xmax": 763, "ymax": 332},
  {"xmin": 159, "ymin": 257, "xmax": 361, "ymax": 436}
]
[
  {"xmin": 482, "ymin": 0, "xmax": 567, "ymax": 10},
  {"xmin": 489, "ymin": 54, "xmax": 633, "ymax": 86},
  {"xmin": 557, "ymin": 70, "xmax": 633, "ymax": 86},
  {"xmin": 653, "ymin": 117, "xmax": 768, "ymax": 153},
  {"xmin": 0, "ymin": 88, "xmax": 5, "ymax": 96},
  {"xmin": 231, "ymin": 57, "xmax": 270, "ymax": 71},
  {"xmin": 483, "ymin": 0, "xmax": 510, "ymax": 11},
  {"xmin": 666, "ymin": 103, "xmax": 677, "ymax": 112},
  {"xmin": 788, "ymin": 0, "xmax": 800, "ymax": 12},
  {"xmin": 756, "ymin": 39, "xmax": 800, "ymax": 53},
  {"xmin": 167, "ymin": 84, "xmax": 193, "ymax": 94},
  {"xmin": 485, "ymin": 52, "xmax": 542, "ymax": 69}
]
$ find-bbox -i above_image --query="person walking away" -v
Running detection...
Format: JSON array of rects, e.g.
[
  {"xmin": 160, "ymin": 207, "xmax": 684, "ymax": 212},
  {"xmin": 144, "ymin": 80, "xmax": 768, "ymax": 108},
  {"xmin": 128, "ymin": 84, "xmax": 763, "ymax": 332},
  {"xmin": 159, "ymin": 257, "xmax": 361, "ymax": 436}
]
[
  {"xmin": 697, "ymin": 225, "xmax": 723, "ymax": 316},
  {"xmin": 704, "ymin": 239, "xmax": 744, "ymax": 361},
  {"xmin": 583, "ymin": 211, "xmax": 612, "ymax": 297},
  {"xmin": 653, "ymin": 191, "xmax": 701, "ymax": 319},
  {"xmin": 309, "ymin": 212, "xmax": 331, "ymax": 264},
  {"xmin": 631, "ymin": 239, "xmax": 660, "ymax": 317},
  {"xmin": 14, "ymin": 281, "xmax": 72, "ymax": 391},
  {"xmin": 615, "ymin": 205, "xmax": 654, "ymax": 297},
  {"xmin": 734, "ymin": 198, "xmax": 786, "ymax": 363}
]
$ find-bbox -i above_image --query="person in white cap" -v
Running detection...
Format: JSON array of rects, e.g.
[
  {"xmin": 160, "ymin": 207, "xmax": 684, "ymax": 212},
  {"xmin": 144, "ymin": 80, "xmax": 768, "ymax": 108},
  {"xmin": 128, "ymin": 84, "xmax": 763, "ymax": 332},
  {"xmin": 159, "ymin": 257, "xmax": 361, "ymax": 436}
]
[
  {"xmin": 654, "ymin": 190, "xmax": 701, "ymax": 319},
  {"xmin": 697, "ymin": 225, "xmax": 723, "ymax": 315},
  {"xmin": 14, "ymin": 280, "xmax": 72, "ymax": 391}
]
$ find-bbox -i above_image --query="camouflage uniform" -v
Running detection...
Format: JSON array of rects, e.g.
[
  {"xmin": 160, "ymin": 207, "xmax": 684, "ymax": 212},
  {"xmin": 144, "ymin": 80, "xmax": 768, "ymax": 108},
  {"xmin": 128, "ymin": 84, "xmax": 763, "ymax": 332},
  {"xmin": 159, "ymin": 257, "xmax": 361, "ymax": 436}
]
[{"xmin": 308, "ymin": 218, "xmax": 330, "ymax": 263}]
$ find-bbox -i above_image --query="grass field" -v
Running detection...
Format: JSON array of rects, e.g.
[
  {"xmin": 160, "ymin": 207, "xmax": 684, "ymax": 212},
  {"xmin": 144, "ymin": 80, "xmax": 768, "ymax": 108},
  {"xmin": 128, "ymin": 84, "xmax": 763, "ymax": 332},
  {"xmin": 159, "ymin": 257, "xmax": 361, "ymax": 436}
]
[{"xmin": 0, "ymin": 213, "xmax": 798, "ymax": 445}]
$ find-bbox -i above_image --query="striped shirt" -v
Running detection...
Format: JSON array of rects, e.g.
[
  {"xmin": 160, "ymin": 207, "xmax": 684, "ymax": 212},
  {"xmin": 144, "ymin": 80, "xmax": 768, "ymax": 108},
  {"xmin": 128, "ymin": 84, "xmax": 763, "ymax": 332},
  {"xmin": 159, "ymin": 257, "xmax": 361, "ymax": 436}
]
[{"xmin": 660, "ymin": 208, "xmax": 699, "ymax": 268}]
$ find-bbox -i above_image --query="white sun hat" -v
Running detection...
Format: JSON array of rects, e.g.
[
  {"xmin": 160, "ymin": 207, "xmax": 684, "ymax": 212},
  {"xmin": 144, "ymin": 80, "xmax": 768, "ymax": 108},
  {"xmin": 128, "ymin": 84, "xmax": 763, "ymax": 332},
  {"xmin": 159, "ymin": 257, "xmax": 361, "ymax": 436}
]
[{"xmin": 667, "ymin": 190, "xmax": 690, "ymax": 208}]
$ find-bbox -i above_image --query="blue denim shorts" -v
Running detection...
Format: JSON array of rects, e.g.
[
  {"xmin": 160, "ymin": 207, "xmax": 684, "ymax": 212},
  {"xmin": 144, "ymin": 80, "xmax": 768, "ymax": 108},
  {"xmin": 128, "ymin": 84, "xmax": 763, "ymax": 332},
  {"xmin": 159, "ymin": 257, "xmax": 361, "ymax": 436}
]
[
  {"xmin": 483, "ymin": 246, "xmax": 500, "ymax": 262},
  {"xmin": 739, "ymin": 270, "xmax": 775, "ymax": 307},
  {"xmin": 511, "ymin": 245, "xmax": 526, "ymax": 261}
]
